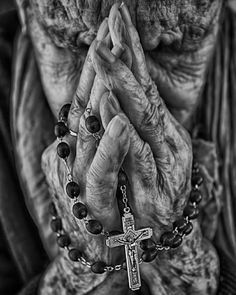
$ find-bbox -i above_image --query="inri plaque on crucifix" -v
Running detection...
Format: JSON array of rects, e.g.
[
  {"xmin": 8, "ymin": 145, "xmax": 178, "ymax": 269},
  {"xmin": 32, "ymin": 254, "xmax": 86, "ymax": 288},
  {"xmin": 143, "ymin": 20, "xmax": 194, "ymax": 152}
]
[{"xmin": 106, "ymin": 212, "xmax": 153, "ymax": 291}]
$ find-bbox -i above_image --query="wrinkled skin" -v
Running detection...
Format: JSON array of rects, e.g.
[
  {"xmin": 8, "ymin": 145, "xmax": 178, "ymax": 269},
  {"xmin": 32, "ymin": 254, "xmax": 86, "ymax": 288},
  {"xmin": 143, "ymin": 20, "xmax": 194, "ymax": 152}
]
[
  {"xmin": 16, "ymin": 0, "xmax": 222, "ymax": 294},
  {"xmin": 25, "ymin": 0, "xmax": 222, "ymax": 126}
]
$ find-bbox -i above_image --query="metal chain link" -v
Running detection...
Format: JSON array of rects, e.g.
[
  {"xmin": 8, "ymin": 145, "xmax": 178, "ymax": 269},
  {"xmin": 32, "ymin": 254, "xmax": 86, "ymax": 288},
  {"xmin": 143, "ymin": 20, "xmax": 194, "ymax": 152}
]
[{"xmin": 120, "ymin": 184, "xmax": 131, "ymax": 214}]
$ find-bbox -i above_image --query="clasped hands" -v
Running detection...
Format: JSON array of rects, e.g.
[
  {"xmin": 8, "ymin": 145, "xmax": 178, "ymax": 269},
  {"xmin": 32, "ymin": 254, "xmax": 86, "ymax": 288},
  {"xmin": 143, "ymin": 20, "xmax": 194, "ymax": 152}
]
[{"xmin": 42, "ymin": 3, "xmax": 192, "ymax": 267}]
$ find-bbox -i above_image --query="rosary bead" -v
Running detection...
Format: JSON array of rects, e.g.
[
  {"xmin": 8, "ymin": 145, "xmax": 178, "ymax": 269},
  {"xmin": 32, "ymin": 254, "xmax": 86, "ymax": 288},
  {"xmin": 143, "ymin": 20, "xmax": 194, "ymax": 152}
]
[
  {"xmin": 57, "ymin": 234, "xmax": 71, "ymax": 248},
  {"xmin": 50, "ymin": 218, "xmax": 62, "ymax": 232},
  {"xmin": 189, "ymin": 190, "xmax": 202, "ymax": 204},
  {"xmin": 160, "ymin": 231, "xmax": 175, "ymax": 247},
  {"xmin": 170, "ymin": 234, "xmax": 183, "ymax": 248},
  {"xmin": 57, "ymin": 142, "xmax": 70, "ymax": 159},
  {"xmin": 140, "ymin": 239, "xmax": 156, "ymax": 251},
  {"xmin": 72, "ymin": 202, "xmax": 88, "ymax": 219},
  {"xmin": 59, "ymin": 104, "xmax": 71, "ymax": 122},
  {"xmin": 85, "ymin": 116, "xmax": 101, "ymax": 134},
  {"xmin": 182, "ymin": 222, "xmax": 193, "ymax": 236},
  {"xmin": 49, "ymin": 202, "xmax": 57, "ymax": 216},
  {"xmin": 141, "ymin": 249, "xmax": 158, "ymax": 262},
  {"xmin": 54, "ymin": 122, "xmax": 69, "ymax": 138},
  {"xmin": 183, "ymin": 205, "xmax": 200, "ymax": 220},
  {"xmin": 118, "ymin": 171, "xmax": 127, "ymax": 186},
  {"xmin": 160, "ymin": 231, "xmax": 176, "ymax": 247},
  {"xmin": 191, "ymin": 175, "xmax": 203, "ymax": 187},
  {"xmin": 68, "ymin": 248, "xmax": 82, "ymax": 261},
  {"xmin": 91, "ymin": 261, "xmax": 106, "ymax": 274},
  {"xmin": 66, "ymin": 182, "xmax": 80, "ymax": 199},
  {"xmin": 173, "ymin": 218, "xmax": 187, "ymax": 232},
  {"xmin": 86, "ymin": 220, "xmax": 103, "ymax": 235}
]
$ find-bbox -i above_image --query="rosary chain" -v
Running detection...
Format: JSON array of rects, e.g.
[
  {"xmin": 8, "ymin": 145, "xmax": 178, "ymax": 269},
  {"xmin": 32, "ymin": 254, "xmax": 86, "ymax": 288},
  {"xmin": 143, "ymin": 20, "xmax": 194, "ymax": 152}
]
[{"xmin": 120, "ymin": 184, "xmax": 131, "ymax": 214}]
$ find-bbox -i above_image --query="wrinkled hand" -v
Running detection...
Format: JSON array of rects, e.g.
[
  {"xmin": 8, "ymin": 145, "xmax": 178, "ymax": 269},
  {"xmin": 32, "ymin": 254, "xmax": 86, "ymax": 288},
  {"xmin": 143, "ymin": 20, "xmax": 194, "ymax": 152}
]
[
  {"xmin": 41, "ymin": 19, "xmax": 132, "ymax": 271},
  {"xmin": 91, "ymin": 4, "xmax": 192, "ymax": 241}
]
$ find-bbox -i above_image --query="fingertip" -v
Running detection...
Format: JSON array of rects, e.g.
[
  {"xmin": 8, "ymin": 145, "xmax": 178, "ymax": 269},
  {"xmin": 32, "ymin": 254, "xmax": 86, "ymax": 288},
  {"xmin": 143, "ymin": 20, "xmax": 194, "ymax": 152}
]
[
  {"xmin": 97, "ymin": 18, "xmax": 109, "ymax": 41},
  {"xmin": 106, "ymin": 115, "xmax": 125, "ymax": 138},
  {"xmin": 119, "ymin": 2, "xmax": 133, "ymax": 27},
  {"xmin": 96, "ymin": 41, "xmax": 117, "ymax": 63}
]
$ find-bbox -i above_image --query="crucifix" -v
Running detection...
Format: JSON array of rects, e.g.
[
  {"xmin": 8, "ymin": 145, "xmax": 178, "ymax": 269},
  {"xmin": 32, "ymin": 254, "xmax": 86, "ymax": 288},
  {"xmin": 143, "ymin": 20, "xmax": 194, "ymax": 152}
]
[{"xmin": 106, "ymin": 212, "xmax": 153, "ymax": 291}]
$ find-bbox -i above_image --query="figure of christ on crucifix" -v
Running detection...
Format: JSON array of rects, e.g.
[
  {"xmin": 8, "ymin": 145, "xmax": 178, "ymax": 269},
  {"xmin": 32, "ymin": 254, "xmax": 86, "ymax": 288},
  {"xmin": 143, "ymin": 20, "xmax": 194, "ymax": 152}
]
[{"xmin": 106, "ymin": 212, "xmax": 153, "ymax": 291}]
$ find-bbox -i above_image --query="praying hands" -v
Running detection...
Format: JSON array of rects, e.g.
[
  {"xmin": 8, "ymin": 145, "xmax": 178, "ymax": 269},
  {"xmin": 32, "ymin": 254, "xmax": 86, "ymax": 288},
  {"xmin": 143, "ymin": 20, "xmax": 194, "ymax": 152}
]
[{"xmin": 20, "ymin": 1, "xmax": 222, "ymax": 294}]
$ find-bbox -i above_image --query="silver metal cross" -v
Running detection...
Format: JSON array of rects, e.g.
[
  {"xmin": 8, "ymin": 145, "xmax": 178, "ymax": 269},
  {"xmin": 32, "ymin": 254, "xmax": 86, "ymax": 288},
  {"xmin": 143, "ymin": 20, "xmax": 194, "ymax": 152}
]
[{"xmin": 106, "ymin": 212, "xmax": 153, "ymax": 291}]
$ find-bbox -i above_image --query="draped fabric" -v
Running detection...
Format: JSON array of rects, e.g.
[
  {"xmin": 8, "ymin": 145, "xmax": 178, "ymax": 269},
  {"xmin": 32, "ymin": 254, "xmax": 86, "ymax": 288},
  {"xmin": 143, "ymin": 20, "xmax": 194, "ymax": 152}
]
[
  {"xmin": 197, "ymin": 7, "xmax": 236, "ymax": 261},
  {"xmin": 0, "ymin": 4, "xmax": 49, "ymax": 287}
]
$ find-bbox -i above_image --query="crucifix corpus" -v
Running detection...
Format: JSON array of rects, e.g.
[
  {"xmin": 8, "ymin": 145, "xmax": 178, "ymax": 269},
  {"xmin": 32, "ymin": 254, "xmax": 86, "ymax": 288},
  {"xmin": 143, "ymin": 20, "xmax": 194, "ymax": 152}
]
[{"xmin": 106, "ymin": 212, "xmax": 153, "ymax": 291}]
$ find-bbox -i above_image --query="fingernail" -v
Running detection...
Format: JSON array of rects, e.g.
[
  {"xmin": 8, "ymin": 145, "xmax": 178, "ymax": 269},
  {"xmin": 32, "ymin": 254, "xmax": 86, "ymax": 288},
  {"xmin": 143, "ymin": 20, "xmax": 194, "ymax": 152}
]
[
  {"xmin": 108, "ymin": 92, "xmax": 121, "ymax": 112},
  {"xmin": 112, "ymin": 43, "xmax": 125, "ymax": 57},
  {"xmin": 108, "ymin": 115, "xmax": 126, "ymax": 138},
  {"xmin": 119, "ymin": 2, "xmax": 133, "ymax": 27},
  {"xmin": 97, "ymin": 18, "xmax": 109, "ymax": 41},
  {"xmin": 96, "ymin": 41, "xmax": 116, "ymax": 63}
]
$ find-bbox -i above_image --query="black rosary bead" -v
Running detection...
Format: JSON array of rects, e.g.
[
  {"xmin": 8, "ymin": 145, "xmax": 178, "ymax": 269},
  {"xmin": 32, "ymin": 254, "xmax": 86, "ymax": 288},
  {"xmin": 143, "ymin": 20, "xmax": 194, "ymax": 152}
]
[
  {"xmin": 142, "ymin": 249, "xmax": 158, "ymax": 262},
  {"xmin": 182, "ymin": 222, "xmax": 193, "ymax": 236},
  {"xmin": 68, "ymin": 248, "xmax": 82, "ymax": 262},
  {"xmin": 50, "ymin": 218, "xmax": 62, "ymax": 232},
  {"xmin": 189, "ymin": 190, "xmax": 202, "ymax": 204},
  {"xmin": 170, "ymin": 234, "xmax": 183, "ymax": 248},
  {"xmin": 86, "ymin": 220, "xmax": 103, "ymax": 235},
  {"xmin": 72, "ymin": 202, "xmax": 88, "ymax": 219},
  {"xmin": 160, "ymin": 231, "xmax": 176, "ymax": 247},
  {"xmin": 118, "ymin": 171, "xmax": 127, "ymax": 186},
  {"xmin": 85, "ymin": 116, "xmax": 101, "ymax": 134},
  {"xmin": 191, "ymin": 175, "xmax": 203, "ymax": 187},
  {"xmin": 57, "ymin": 234, "xmax": 71, "ymax": 248},
  {"xmin": 66, "ymin": 182, "xmax": 80, "ymax": 199},
  {"xmin": 57, "ymin": 142, "xmax": 70, "ymax": 159},
  {"xmin": 173, "ymin": 218, "xmax": 187, "ymax": 232},
  {"xmin": 59, "ymin": 104, "xmax": 71, "ymax": 122},
  {"xmin": 140, "ymin": 239, "xmax": 156, "ymax": 251},
  {"xmin": 54, "ymin": 122, "xmax": 69, "ymax": 138},
  {"xmin": 49, "ymin": 202, "xmax": 57, "ymax": 217},
  {"xmin": 91, "ymin": 261, "xmax": 107, "ymax": 274},
  {"xmin": 183, "ymin": 205, "xmax": 200, "ymax": 220}
]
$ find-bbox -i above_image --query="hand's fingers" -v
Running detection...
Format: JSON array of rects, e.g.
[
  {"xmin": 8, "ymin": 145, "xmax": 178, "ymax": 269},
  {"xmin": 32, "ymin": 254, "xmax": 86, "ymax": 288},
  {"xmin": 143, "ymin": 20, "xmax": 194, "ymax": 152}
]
[
  {"xmin": 86, "ymin": 115, "xmax": 130, "ymax": 230},
  {"xmin": 68, "ymin": 19, "xmax": 109, "ymax": 132},
  {"xmin": 72, "ymin": 114, "xmax": 98, "ymax": 188},
  {"xmin": 100, "ymin": 92, "xmax": 159, "ymax": 191},
  {"xmin": 93, "ymin": 43, "xmax": 172, "ymax": 159},
  {"xmin": 108, "ymin": 3, "xmax": 125, "ymax": 48},
  {"xmin": 119, "ymin": 3, "xmax": 158, "ymax": 104},
  {"xmin": 89, "ymin": 42, "xmax": 125, "ymax": 118}
]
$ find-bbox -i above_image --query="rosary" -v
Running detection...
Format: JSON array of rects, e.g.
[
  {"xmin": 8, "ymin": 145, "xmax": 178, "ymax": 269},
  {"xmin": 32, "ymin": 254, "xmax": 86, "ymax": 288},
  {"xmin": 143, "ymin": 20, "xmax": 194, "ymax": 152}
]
[{"xmin": 50, "ymin": 103, "xmax": 203, "ymax": 291}]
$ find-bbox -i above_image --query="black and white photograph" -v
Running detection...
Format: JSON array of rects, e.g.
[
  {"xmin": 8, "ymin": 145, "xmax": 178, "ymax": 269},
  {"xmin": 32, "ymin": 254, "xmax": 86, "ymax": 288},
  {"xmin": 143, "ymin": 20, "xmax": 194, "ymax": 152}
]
[{"xmin": 0, "ymin": 0, "xmax": 236, "ymax": 294}]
